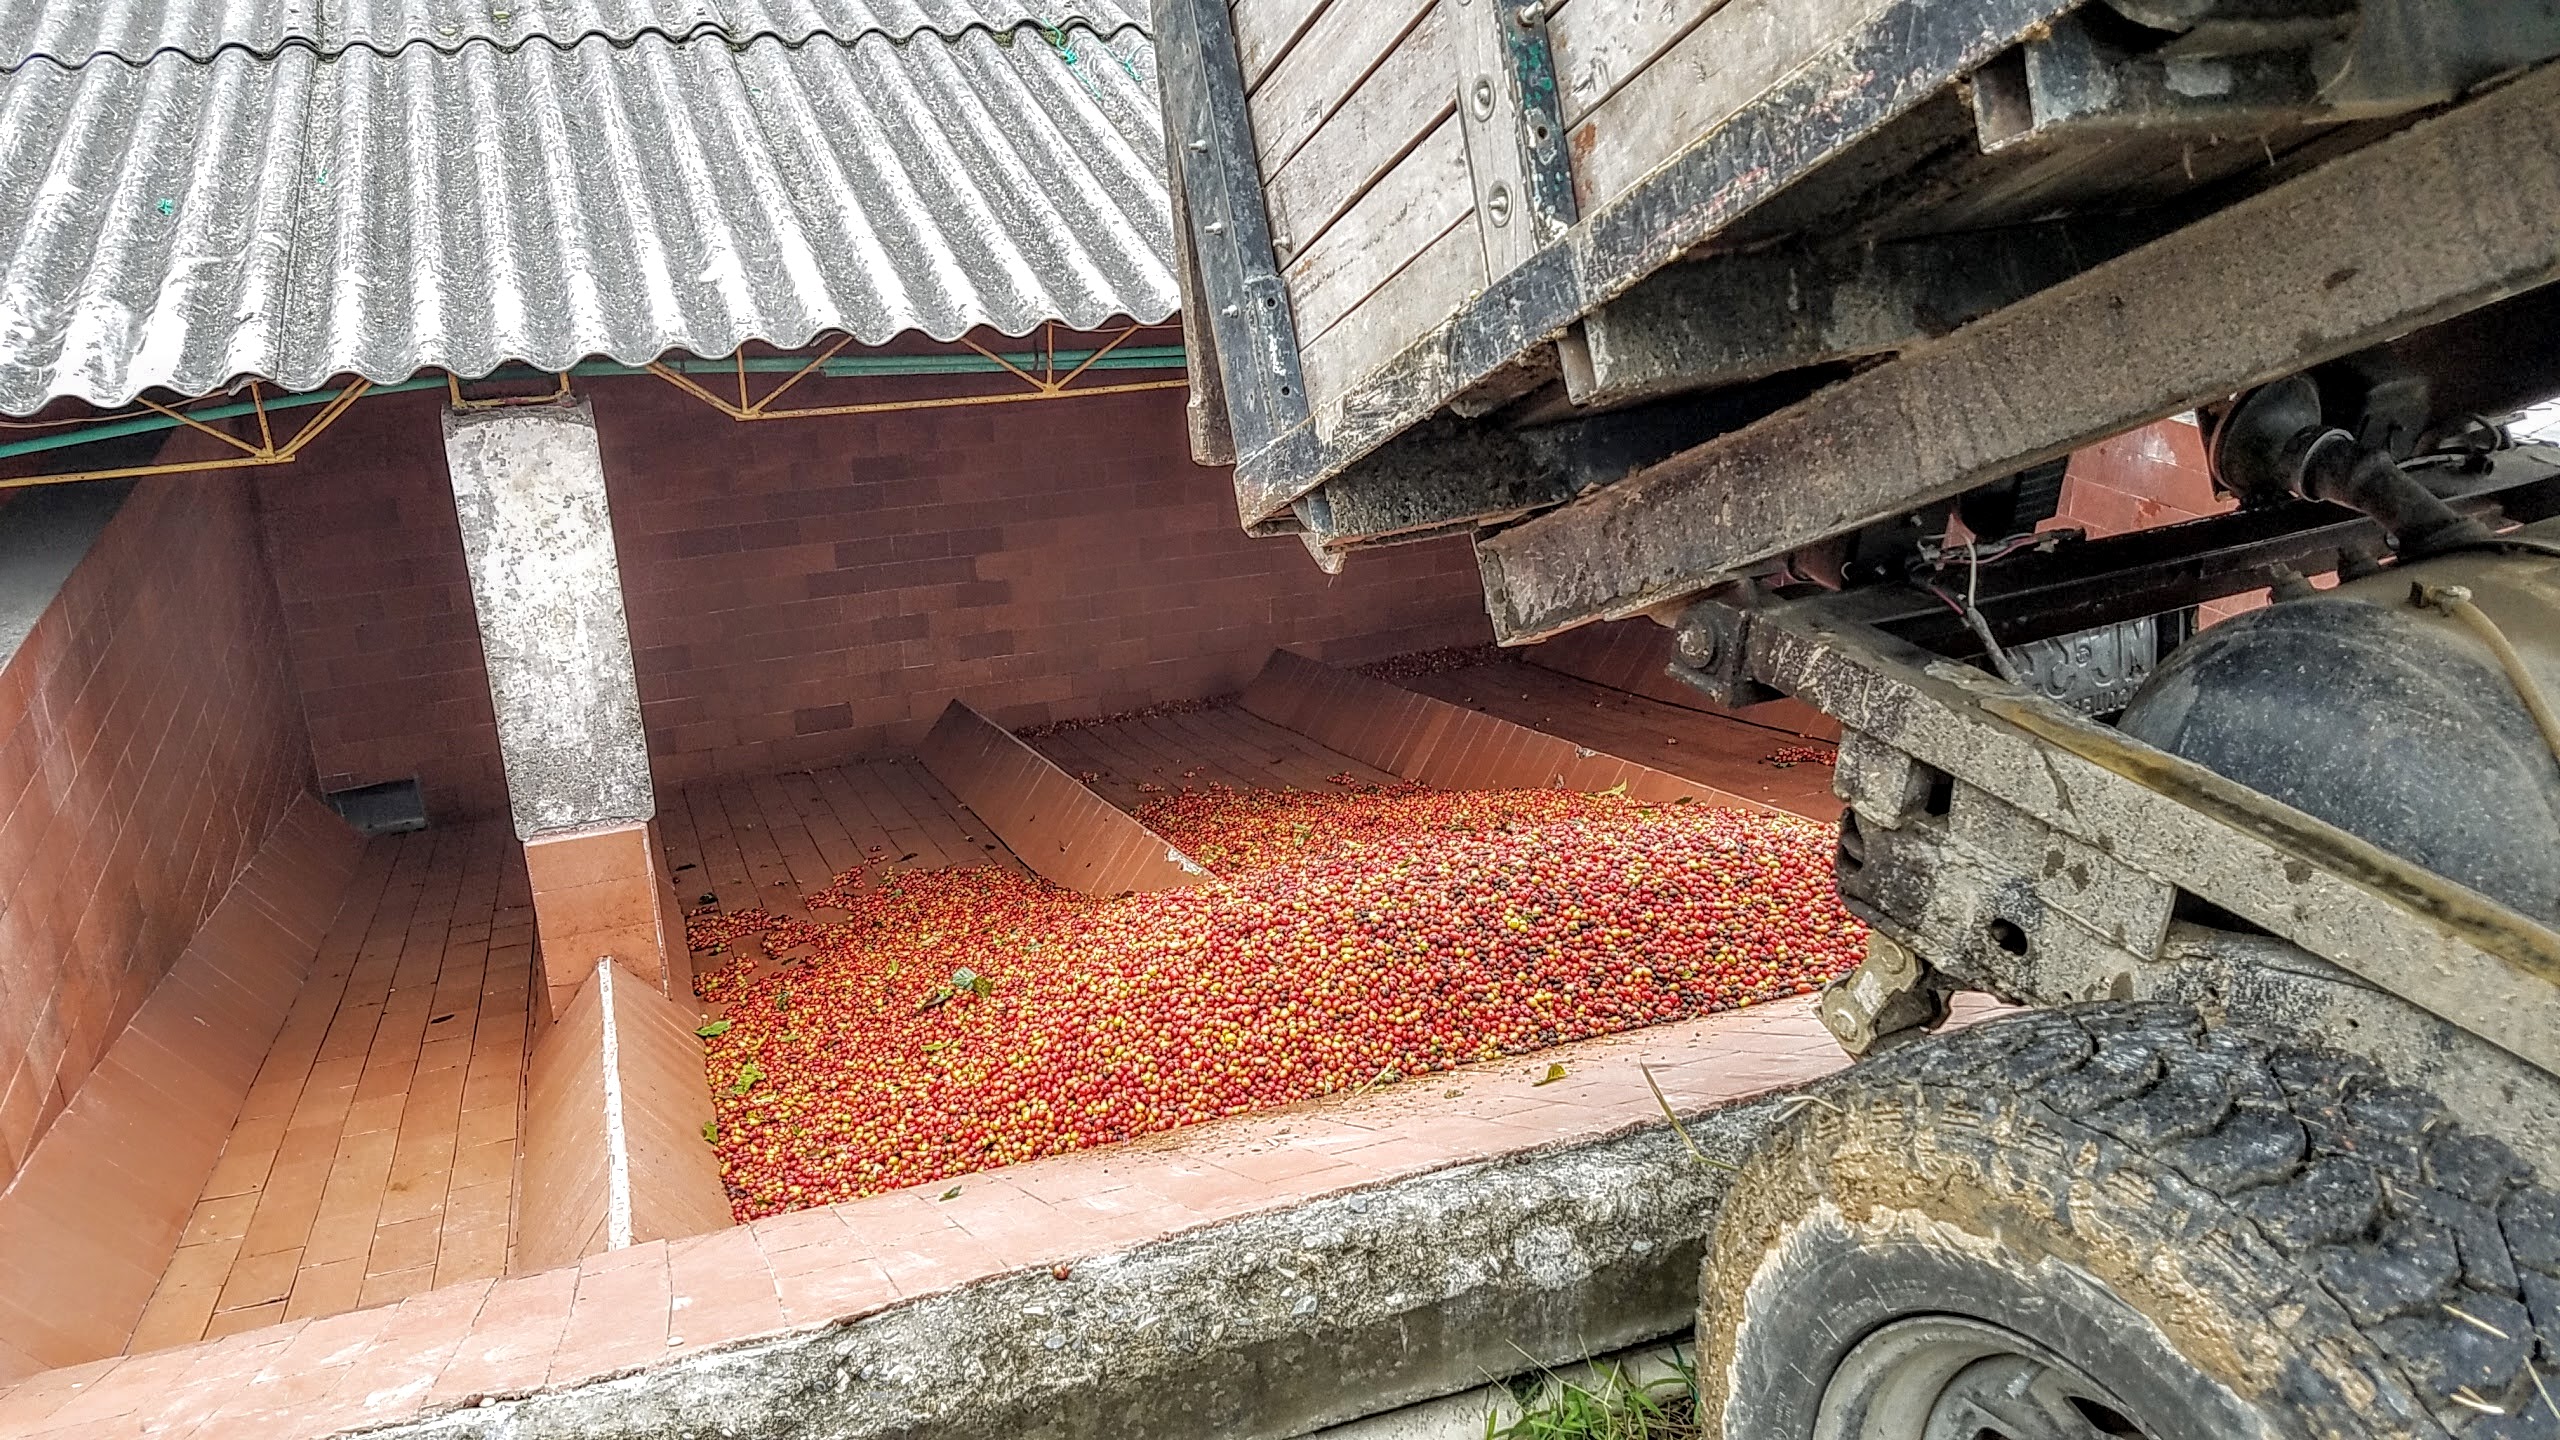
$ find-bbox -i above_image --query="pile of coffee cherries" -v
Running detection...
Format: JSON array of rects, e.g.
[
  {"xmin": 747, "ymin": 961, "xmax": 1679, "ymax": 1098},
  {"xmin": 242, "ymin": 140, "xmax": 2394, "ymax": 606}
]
[{"xmin": 696, "ymin": 783, "xmax": 1860, "ymax": 1218}]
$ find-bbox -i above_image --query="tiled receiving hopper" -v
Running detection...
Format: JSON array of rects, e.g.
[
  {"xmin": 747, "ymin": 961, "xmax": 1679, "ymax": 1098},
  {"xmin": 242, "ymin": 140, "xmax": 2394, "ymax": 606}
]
[
  {"xmin": 0, "ymin": 800, "xmax": 365, "ymax": 1380},
  {"xmin": 516, "ymin": 959, "xmax": 730, "ymax": 1273},
  {"xmin": 917, "ymin": 700, "xmax": 1205, "ymax": 896},
  {"xmin": 1240, "ymin": 650, "xmax": 1796, "ymax": 814}
]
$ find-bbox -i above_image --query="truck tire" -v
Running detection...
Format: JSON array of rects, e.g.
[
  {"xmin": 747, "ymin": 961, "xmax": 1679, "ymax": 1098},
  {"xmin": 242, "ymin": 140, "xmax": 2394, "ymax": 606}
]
[{"xmin": 1695, "ymin": 1002, "xmax": 2560, "ymax": 1439}]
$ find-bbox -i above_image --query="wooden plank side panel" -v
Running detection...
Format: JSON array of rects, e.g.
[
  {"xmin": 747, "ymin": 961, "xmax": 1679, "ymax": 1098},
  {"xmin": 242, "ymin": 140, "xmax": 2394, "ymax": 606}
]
[
  {"xmin": 1262, "ymin": 0, "xmax": 1456, "ymax": 261},
  {"xmin": 1271, "ymin": 32, "xmax": 1469, "ymax": 345},
  {"xmin": 1234, "ymin": 0, "xmax": 1330, "ymax": 90},
  {"xmin": 1566, "ymin": 0, "xmax": 1897, "ymax": 213},
  {"xmin": 1300, "ymin": 209, "xmax": 1486, "ymax": 423},
  {"xmin": 1247, "ymin": 0, "xmax": 1437, "ymax": 176},
  {"xmin": 1547, "ymin": 0, "xmax": 1730, "ymax": 128}
]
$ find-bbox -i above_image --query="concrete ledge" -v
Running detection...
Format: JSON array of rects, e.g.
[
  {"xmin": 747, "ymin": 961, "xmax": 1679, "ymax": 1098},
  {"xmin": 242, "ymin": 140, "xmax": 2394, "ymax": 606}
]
[
  {"xmin": 518, "ymin": 960, "xmax": 731, "ymax": 1273},
  {"xmin": 0, "ymin": 798, "xmax": 366, "ymax": 1380},
  {"xmin": 0, "ymin": 1002, "xmax": 1873, "ymax": 1435},
  {"xmin": 374, "ymin": 1105, "xmax": 1775, "ymax": 1440},
  {"xmin": 918, "ymin": 699, "xmax": 1204, "ymax": 895},
  {"xmin": 1241, "ymin": 649, "xmax": 1764, "ymax": 809}
]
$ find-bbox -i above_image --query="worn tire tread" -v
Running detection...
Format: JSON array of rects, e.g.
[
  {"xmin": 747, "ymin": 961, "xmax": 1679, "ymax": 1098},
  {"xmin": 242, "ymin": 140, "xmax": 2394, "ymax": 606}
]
[{"xmin": 1710, "ymin": 1003, "xmax": 2560, "ymax": 1438}]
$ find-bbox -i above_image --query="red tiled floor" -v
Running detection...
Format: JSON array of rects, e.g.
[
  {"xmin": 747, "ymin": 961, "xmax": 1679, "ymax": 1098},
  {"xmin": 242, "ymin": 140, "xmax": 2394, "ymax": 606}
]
[
  {"xmin": 5, "ymin": 990, "xmax": 1932, "ymax": 1440},
  {"xmin": 127, "ymin": 825, "xmax": 536, "ymax": 1355},
  {"xmin": 658, "ymin": 760, "xmax": 1023, "ymax": 928}
]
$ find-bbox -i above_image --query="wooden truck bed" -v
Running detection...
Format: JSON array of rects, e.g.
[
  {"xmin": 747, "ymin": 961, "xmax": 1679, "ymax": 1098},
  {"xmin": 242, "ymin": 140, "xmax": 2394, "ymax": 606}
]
[
  {"xmin": 1248, "ymin": 0, "xmax": 1897, "ymax": 418},
  {"xmin": 1159, "ymin": 0, "xmax": 2551, "ymax": 603},
  {"xmin": 1163, "ymin": 0, "xmax": 2093, "ymax": 528}
]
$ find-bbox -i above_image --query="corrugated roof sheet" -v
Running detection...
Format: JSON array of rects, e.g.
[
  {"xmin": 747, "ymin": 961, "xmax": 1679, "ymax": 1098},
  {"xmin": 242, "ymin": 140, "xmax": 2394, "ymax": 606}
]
[
  {"xmin": 0, "ymin": 12, "xmax": 1175, "ymax": 414},
  {"xmin": 0, "ymin": 0, "xmax": 1150, "ymax": 72}
]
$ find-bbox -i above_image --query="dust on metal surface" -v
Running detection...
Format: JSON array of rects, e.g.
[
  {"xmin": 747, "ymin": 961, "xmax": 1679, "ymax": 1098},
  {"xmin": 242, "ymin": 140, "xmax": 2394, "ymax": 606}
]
[
  {"xmin": 1749, "ymin": 599, "xmax": 2560, "ymax": 1079},
  {"xmin": 0, "ymin": 10, "xmax": 1175, "ymax": 414}
]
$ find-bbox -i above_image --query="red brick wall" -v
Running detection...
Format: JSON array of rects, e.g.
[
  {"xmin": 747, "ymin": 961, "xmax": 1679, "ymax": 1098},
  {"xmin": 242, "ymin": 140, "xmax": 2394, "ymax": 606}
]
[
  {"xmin": 252, "ymin": 397, "xmax": 2257, "ymax": 828},
  {"xmin": 254, "ymin": 375, "xmax": 1492, "ymax": 812},
  {"xmin": 587, "ymin": 377, "xmax": 1493, "ymax": 788},
  {"xmin": 255, "ymin": 388, "xmax": 508, "ymax": 820},
  {"xmin": 0, "ymin": 473, "xmax": 315, "ymax": 1181}
]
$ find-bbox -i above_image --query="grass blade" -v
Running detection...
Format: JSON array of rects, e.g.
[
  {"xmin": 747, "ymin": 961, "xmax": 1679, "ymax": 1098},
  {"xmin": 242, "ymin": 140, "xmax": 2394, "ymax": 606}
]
[{"xmin": 1640, "ymin": 1063, "xmax": 1737, "ymax": 1173}]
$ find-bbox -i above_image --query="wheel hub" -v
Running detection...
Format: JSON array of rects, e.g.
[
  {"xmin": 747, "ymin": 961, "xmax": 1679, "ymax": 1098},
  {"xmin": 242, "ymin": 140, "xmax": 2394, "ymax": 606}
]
[{"xmin": 1815, "ymin": 1317, "xmax": 2155, "ymax": 1440}]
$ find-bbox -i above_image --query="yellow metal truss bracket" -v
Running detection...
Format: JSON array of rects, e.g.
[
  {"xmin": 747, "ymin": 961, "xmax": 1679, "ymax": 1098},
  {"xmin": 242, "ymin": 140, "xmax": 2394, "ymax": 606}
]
[
  {"xmin": 445, "ymin": 371, "xmax": 574, "ymax": 411},
  {"xmin": 647, "ymin": 322, "xmax": 1186, "ymax": 424},
  {"xmin": 0, "ymin": 379, "xmax": 374, "ymax": 493}
]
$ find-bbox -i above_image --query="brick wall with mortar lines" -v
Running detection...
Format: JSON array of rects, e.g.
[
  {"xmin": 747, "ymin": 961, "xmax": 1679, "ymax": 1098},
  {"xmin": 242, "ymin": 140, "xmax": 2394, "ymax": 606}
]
[
  {"xmin": 254, "ymin": 388, "xmax": 509, "ymax": 823},
  {"xmin": 253, "ymin": 377, "xmax": 1494, "ymax": 815},
  {"xmin": 0, "ymin": 470, "xmax": 315, "ymax": 1183},
  {"xmin": 584, "ymin": 376, "xmax": 1494, "ymax": 788}
]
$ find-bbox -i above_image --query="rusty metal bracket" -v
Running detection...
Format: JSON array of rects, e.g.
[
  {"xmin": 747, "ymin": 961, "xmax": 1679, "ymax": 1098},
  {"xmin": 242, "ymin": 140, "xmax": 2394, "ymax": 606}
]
[
  {"xmin": 1815, "ymin": 932, "xmax": 1948, "ymax": 1056},
  {"xmin": 1746, "ymin": 596, "xmax": 2560, "ymax": 1077},
  {"xmin": 1454, "ymin": 0, "xmax": 1577, "ymax": 279}
]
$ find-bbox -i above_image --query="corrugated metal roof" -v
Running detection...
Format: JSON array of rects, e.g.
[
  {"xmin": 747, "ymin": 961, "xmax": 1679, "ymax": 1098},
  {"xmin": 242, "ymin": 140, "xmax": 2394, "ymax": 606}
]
[
  {"xmin": 0, "ymin": 18, "xmax": 1176, "ymax": 414},
  {"xmin": 0, "ymin": 0, "xmax": 1151, "ymax": 73}
]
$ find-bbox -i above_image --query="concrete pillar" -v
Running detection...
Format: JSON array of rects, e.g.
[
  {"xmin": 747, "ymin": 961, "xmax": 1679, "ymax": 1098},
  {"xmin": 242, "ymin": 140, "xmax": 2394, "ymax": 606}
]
[{"xmin": 445, "ymin": 400, "xmax": 688, "ymax": 1021}]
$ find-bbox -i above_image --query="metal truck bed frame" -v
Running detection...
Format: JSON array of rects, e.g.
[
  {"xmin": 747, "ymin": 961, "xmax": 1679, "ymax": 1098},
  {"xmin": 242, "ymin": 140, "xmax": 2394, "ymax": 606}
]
[
  {"xmin": 1162, "ymin": 0, "xmax": 2560, "ymax": 1148},
  {"xmin": 1162, "ymin": 0, "xmax": 2560, "ymax": 595}
]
